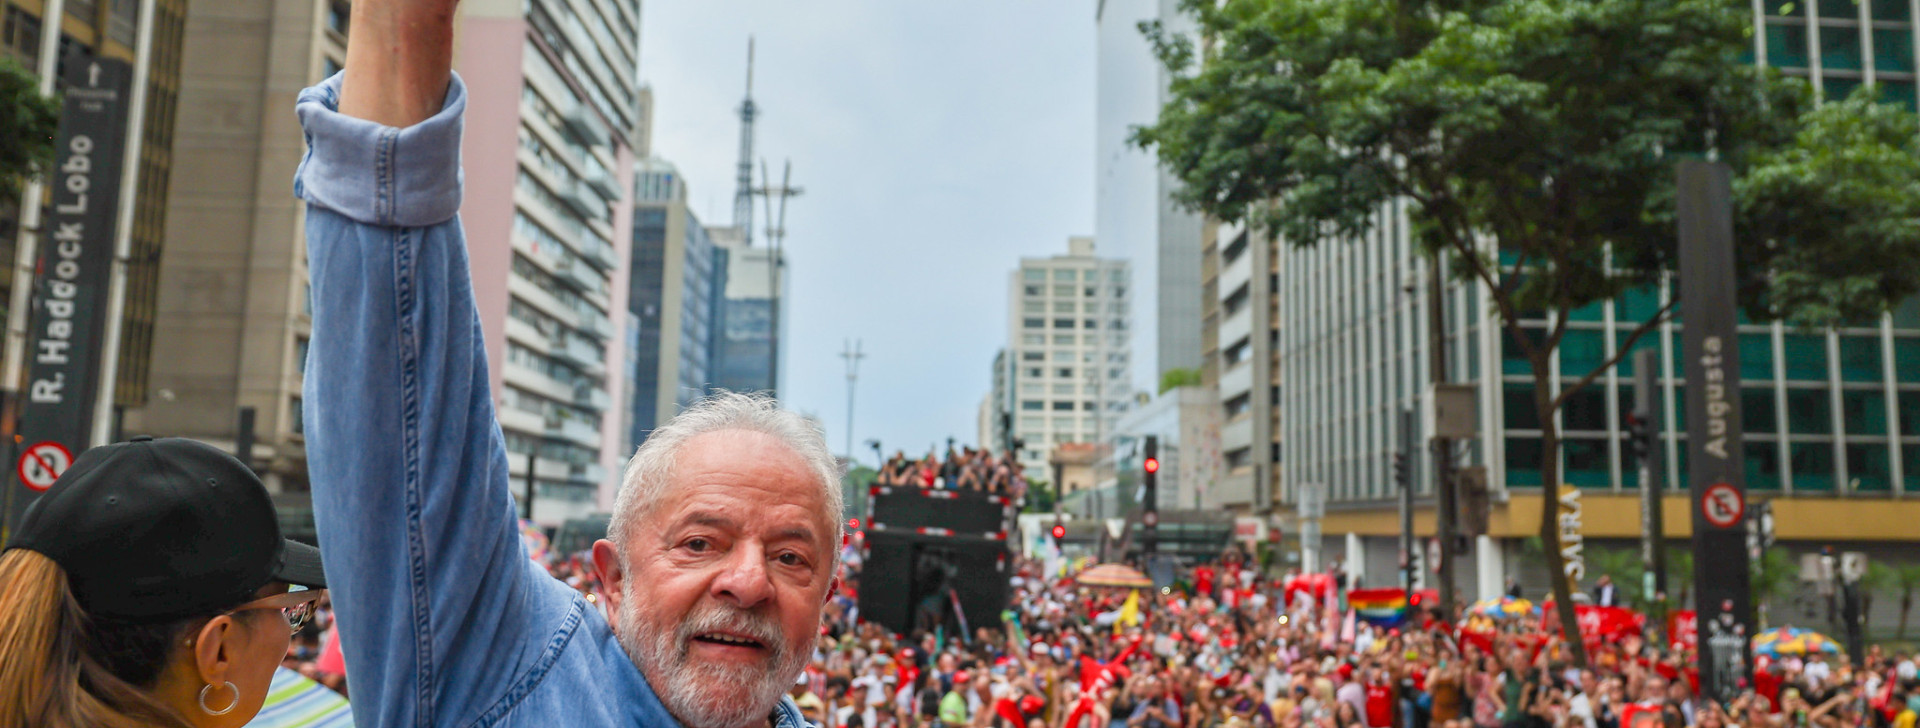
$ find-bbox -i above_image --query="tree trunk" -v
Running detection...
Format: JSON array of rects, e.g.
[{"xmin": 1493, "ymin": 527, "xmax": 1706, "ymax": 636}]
[
  {"xmin": 1535, "ymin": 366, "xmax": 1590, "ymax": 667},
  {"xmin": 1901, "ymin": 591, "xmax": 1912, "ymax": 641}
]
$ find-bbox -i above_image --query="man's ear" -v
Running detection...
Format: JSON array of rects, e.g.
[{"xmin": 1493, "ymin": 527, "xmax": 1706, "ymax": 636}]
[{"xmin": 591, "ymin": 538, "xmax": 626, "ymax": 615}]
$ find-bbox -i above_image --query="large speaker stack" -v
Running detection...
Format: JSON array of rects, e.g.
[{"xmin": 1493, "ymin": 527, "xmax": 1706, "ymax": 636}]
[{"xmin": 857, "ymin": 485, "xmax": 1015, "ymax": 638}]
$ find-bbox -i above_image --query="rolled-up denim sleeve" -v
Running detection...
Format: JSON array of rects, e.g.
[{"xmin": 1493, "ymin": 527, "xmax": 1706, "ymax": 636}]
[
  {"xmin": 295, "ymin": 72, "xmax": 464, "ymax": 227},
  {"xmin": 297, "ymin": 72, "xmax": 564, "ymax": 728}
]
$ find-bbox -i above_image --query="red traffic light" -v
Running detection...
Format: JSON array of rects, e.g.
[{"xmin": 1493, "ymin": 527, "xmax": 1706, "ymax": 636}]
[
  {"xmin": 848, "ymin": 518, "xmax": 861, "ymax": 531},
  {"xmin": 1051, "ymin": 524, "xmax": 1066, "ymax": 540},
  {"xmin": 1143, "ymin": 457, "xmax": 1160, "ymax": 474}
]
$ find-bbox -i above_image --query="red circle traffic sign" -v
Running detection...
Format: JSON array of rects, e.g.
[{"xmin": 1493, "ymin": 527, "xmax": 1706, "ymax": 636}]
[
  {"xmin": 1701, "ymin": 483, "xmax": 1744, "ymax": 528},
  {"xmin": 17, "ymin": 441, "xmax": 74, "ymax": 492}
]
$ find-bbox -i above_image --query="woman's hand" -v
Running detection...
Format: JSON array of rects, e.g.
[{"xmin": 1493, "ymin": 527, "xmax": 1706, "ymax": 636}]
[{"xmin": 339, "ymin": 0, "xmax": 459, "ymax": 126}]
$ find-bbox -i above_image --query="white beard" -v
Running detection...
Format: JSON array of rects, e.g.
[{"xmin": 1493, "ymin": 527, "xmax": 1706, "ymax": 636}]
[{"xmin": 618, "ymin": 582, "xmax": 809, "ymax": 728}]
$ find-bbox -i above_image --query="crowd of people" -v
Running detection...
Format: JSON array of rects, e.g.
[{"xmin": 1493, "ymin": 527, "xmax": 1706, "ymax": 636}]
[
  {"xmin": 701, "ymin": 541, "xmax": 1920, "ymax": 728},
  {"xmin": 874, "ymin": 446, "xmax": 1029, "ymax": 496}
]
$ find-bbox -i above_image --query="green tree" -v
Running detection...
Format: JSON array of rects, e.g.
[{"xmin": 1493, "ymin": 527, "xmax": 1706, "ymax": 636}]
[
  {"xmin": 1865, "ymin": 561, "xmax": 1897, "ymax": 628},
  {"xmin": 1024, "ymin": 480, "xmax": 1057, "ymax": 514},
  {"xmin": 1892, "ymin": 564, "xmax": 1920, "ymax": 640},
  {"xmin": 1134, "ymin": 0, "xmax": 1920, "ymax": 665},
  {"xmin": 1666, "ymin": 547, "xmax": 1694, "ymax": 608},
  {"xmin": 1750, "ymin": 547, "xmax": 1797, "ymax": 628},
  {"xmin": 0, "ymin": 55, "xmax": 58, "ymax": 199},
  {"xmin": 1159, "ymin": 367, "xmax": 1203, "ymax": 394}
]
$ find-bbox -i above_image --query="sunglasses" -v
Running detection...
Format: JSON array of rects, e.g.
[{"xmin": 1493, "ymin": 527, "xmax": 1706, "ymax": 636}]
[{"xmin": 223, "ymin": 587, "xmax": 327, "ymax": 635}]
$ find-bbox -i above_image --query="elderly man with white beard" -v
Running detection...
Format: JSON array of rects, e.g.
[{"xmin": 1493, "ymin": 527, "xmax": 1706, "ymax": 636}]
[{"xmin": 298, "ymin": 0, "xmax": 839, "ymax": 725}]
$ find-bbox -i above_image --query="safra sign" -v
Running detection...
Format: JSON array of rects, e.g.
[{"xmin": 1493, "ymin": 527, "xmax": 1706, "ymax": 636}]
[
  {"xmin": 1558, "ymin": 485, "xmax": 1584, "ymax": 580},
  {"xmin": 7, "ymin": 56, "xmax": 132, "ymax": 532}
]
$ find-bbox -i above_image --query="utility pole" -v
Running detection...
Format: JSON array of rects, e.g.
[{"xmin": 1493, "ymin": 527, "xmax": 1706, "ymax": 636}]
[
  {"xmin": 1632, "ymin": 348, "xmax": 1668, "ymax": 628},
  {"xmin": 1427, "ymin": 253, "xmax": 1458, "ymax": 619},
  {"xmin": 755, "ymin": 160, "xmax": 802, "ymax": 395},
  {"xmin": 840, "ymin": 339, "xmax": 864, "ymax": 463},
  {"xmin": 523, "ymin": 450, "xmax": 537, "ymax": 520},
  {"xmin": 1, "ymin": 0, "xmax": 69, "ymax": 432},
  {"xmin": 1397, "ymin": 408, "xmax": 1415, "ymax": 591}
]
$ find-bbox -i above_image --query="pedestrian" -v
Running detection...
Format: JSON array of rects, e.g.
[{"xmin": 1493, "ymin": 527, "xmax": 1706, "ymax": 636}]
[{"xmin": 0, "ymin": 436, "xmax": 328, "ymax": 728}]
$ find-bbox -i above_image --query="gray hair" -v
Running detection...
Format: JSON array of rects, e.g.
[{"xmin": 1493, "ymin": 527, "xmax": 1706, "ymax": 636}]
[{"xmin": 607, "ymin": 390, "xmax": 844, "ymax": 560}]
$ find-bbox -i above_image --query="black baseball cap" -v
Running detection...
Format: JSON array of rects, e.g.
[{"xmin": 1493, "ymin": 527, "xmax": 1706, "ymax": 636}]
[{"xmin": 4, "ymin": 435, "xmax": 326, "ymax": 624}]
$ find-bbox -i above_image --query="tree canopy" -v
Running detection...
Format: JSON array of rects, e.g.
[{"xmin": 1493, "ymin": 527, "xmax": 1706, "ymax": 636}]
[
  {"xmin": 1133, "ymin": 0, "xmax": 1920, "ymax": 665},
  {"xmin": 0, "ymin": 55, "xmax": 58, "ymax": 199}
]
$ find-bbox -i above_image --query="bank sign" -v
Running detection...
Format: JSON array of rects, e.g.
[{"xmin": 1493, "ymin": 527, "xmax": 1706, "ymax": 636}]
[{"xmin": 8, "ymin": 56, "xmax": 131, "ymax": 531}]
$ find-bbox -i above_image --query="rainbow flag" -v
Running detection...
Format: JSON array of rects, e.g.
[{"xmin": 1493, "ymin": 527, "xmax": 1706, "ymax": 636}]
[{"xmin": 1347, "ymin": 588, "xmax": 1410, "ymax": 627}]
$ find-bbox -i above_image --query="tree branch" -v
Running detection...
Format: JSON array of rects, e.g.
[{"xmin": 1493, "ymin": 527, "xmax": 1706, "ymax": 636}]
[{"xmin": 1549, "ymin": 299, "xmax": 1680, "ymax": 413}]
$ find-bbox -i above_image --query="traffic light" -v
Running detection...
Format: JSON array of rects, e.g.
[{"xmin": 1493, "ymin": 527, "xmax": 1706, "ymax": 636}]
[
  {"xmin": 1392, "ymin": 452, "xmax": 1410, "ymax": 491},
  {"xmin": 1627, "ymin": 410, "xmax": 1652, "ymax": 462},
  {"xmin": 1051, "ymin": 523, "xmax": 1066, "ymax": 540},
  {"xmin": 1143, "ymin": 455, "xmax": 1160, "ymax": 474}
]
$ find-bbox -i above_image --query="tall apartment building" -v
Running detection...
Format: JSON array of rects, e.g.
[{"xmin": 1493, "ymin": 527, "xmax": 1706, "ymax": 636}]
[
  {"xmin": 1095, "ymin": 0, "xmax": 1205, "ymax": 388},
  {"xmin": 627, "ymin": 157, "xmax": 726, "ymax": 450},
  {"xmin": 1259, "ymin": 4, "xmax": 1920, "ymax": 605},
  {"xmin": 457, "ymin": 0, "xmax": 642, "ymax": 522},
  {"xmin": 0, "ymin": 0, "xmax": 187, "ymax": 426},
  {"xmin": 992, "ymin": 236, "xmax": 1133, "ymax": 483},
  {"xmin": 126, "ymin": 0, "xmax": 342, "ymax": 511},
  {"xmin": 1201, "ymin": 221, "xmax": 1279, "ymax": 516}
]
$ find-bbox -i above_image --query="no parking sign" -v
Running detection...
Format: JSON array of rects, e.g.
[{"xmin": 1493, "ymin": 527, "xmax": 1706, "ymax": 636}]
[{"xmin": 17, "ymin": 441, "xmax": 74, "ymax": 492}]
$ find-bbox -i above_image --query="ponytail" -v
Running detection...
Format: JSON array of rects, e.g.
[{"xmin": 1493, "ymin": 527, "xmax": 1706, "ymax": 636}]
[{"xmin": 0, "ymin": 549, "xmax": 195, "ymax": 728}]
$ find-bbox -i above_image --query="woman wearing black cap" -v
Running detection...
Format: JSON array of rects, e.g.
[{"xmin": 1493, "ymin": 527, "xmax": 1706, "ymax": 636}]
[{"xmin": 0, "ymin": 435, "xmax": 329, "ymax": 728}]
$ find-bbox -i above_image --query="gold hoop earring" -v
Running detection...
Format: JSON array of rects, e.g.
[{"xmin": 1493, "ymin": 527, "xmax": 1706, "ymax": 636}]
[{"xmin": 198, "ymin": 681, "xmax": 240, "ymax": 716}]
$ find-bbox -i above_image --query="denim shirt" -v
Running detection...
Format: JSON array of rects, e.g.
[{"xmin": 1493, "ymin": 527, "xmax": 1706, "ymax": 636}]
[{"xmin": 296, "ymin": 72, "xmax": 810, "ymax": 728}]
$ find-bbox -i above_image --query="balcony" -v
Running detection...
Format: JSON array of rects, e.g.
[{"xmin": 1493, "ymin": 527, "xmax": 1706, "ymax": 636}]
[
  {"xmin": 578, "ymin": 312, "xmax": 614, "ymax": 340},
  {"xmin": 564, "ymin": 103, "xmax": 611, "ymax": 148},
  {"xmin": 559, "ymin": 182, "xmax": 603, "ymax": 219},
  {"xmin": 549, "ymin": 334, "xmax": 605, "ymax": 372},
  {"xmin": 553, "ymin": 257, "xmax": 602, "ymax": 293},
  {"xmin": 546, "ymin": 415, "xmax": 601, "ymax": 448},
  {"xmin": 579, "ymin": 236, "xmax": 617, "ymax": 271},
  {"xmin": 573, "ymin": 385, "xmax": 612, "ymax": 412},
  {"xmin": 584, "ymin": 164, "xmax": 621, "ymax": 201},
  {"xmin": 570, "ymin": 462, "xmax": 609, "ymax": 487}
]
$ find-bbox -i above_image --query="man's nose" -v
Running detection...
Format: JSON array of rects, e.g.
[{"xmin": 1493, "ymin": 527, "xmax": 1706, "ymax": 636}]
[{"xmin": 711, "ymin": 541, "xmax": 775, "ymax": 608}]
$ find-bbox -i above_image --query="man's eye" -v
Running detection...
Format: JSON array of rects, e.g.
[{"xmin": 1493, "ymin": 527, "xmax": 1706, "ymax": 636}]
[
  {"xmin": 777, "ymin": 552, "xmax": 806, "ymax": 567},
  {"xmin": 684, "ymin": 538, "xmax": 711, "ymax": 552}
]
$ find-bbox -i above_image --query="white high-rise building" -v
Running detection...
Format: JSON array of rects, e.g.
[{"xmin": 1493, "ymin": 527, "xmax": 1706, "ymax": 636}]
[{"xmin": 992, "ymin": 237, "xmax": 1134, "ymax": 483}]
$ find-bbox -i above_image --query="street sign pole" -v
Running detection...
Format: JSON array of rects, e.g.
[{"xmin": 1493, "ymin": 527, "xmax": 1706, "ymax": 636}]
[
  {"xmin": 5, "ymin": 56, "xmax": 134, "ymax": 533},
  {"xmin": 1634, "ymin": 348, "xmax": 1669, "ymax": 633},
  {"xmin": 1678, "ymin": 159, "xmax": 1754, "ymax": 703}
]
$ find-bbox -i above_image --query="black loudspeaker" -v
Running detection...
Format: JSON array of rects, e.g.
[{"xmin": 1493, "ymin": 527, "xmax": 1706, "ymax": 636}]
[
  {"xmin": 858, "ymin": 532, "xmax": 1011, "ymax": 639},
  {"xmin": 868, "ymin": 485, "xmax": 1011, "ymax": 538}
]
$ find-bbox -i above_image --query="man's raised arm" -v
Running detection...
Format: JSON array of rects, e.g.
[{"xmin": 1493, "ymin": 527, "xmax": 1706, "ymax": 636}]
[{"xmin": 297, "ymin": 1, "xmax": 573, "ymax": 724}]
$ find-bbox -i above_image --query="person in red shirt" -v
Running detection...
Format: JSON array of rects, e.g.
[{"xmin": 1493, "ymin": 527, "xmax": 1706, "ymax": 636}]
[
  {"xmin": 1365, "ymin": 668, "xmax": 1397, "ymax": 728},
  {"xmin": 1195, "ymin": 565, "xmax": 1217, "ymax": 601}
]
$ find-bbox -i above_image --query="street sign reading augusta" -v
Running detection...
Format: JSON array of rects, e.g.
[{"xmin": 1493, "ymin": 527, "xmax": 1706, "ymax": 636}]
[
  {"xmin": 9, "ymin": 56, "xmax": 132, "ymax": 531},
  {"xmin": 1677, "ymin": 160, "xmax": 1754, "ymax": 704}
]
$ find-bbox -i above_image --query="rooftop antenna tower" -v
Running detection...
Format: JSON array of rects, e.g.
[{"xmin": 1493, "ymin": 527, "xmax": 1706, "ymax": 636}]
[{"xmin": 732, "ymin": 37, "xmax": 757, "ymax": 245}]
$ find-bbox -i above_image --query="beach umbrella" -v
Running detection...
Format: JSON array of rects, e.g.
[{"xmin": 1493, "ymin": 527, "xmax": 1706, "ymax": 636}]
[
  {"xmin": 1075, "ymin": 563, "xmax": 1153, "ymax": 589},
  {"xmin": 1753, "ymin": 626, "xmax": 1842, "ymax": 657},
  {"xmin": 242, "ymin": 667, "xmax": 353, "ymax": 728},
  {"xmin": 1469, "ymin": 596, "xmax": 1540, "ymax": 620}
]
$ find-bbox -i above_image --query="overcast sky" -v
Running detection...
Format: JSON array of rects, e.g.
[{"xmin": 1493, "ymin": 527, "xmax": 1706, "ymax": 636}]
[{"xmin": 641, "ymin": 1, "xmax": 1100, "ymax": 465}]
